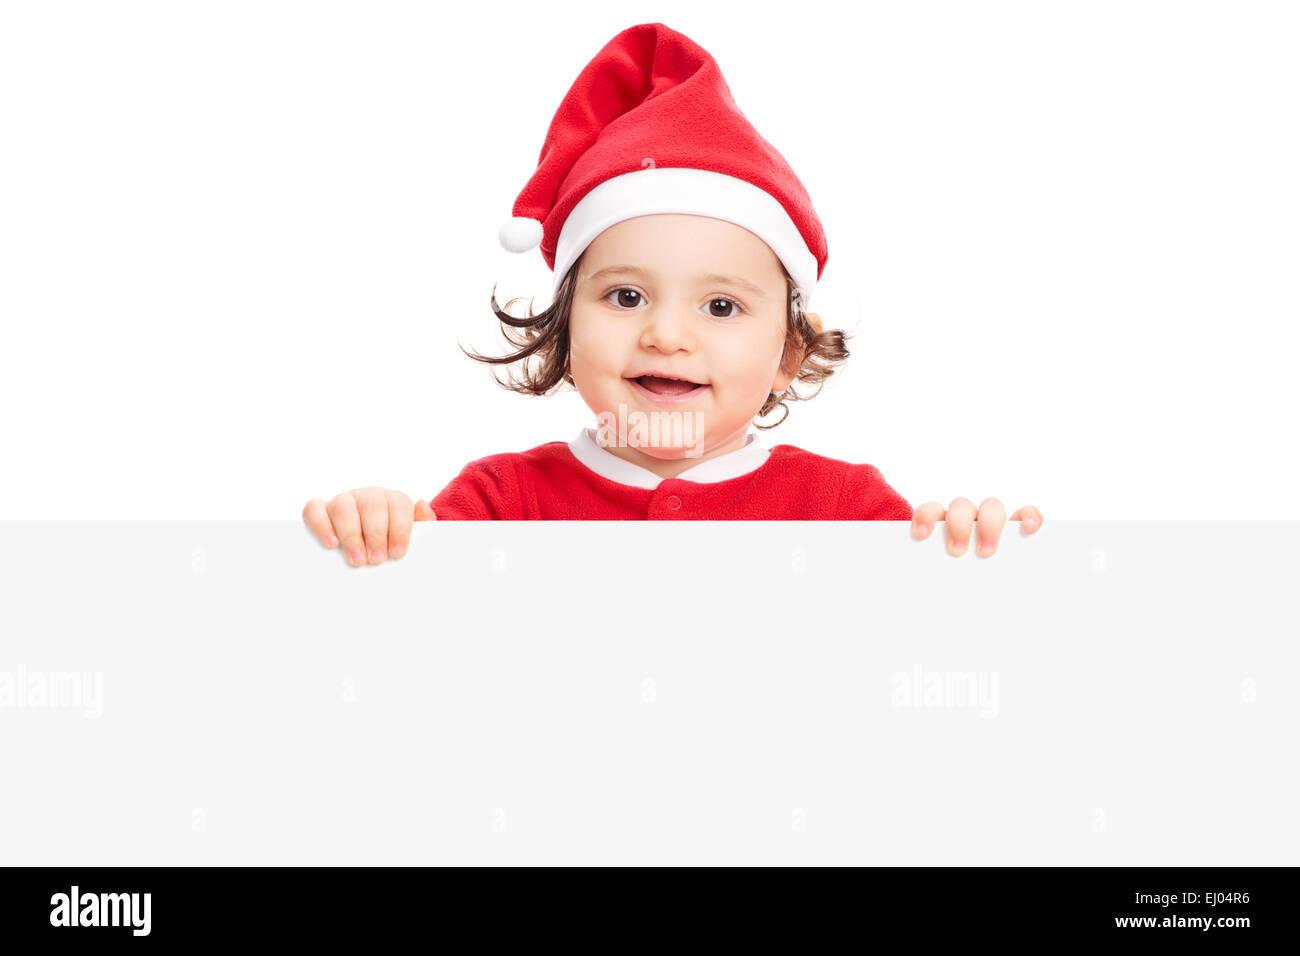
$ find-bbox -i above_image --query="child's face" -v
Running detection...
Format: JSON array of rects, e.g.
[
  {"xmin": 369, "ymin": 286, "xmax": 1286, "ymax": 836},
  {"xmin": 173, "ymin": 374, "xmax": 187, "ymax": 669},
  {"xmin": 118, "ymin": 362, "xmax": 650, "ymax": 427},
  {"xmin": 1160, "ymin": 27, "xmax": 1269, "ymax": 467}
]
[{"xmin": 568, "ymin": 214, "xmax": 794, "ymax": 459}]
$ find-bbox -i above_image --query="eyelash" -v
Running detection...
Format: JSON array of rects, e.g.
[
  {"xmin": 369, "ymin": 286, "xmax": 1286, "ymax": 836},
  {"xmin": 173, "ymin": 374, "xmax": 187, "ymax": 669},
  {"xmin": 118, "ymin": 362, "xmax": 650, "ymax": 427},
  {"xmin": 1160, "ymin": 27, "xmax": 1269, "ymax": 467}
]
[{"xmin": 601, "ymin": 287, "xmax": 746, "ymax": 318}]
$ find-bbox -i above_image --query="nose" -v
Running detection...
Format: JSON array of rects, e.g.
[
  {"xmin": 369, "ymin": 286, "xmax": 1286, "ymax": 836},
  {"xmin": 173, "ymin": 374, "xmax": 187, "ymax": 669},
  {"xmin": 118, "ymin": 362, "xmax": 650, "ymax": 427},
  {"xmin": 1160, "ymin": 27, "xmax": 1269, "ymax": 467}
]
[{"xmin": 637, "ymin": 302, "xmax": 696, "ymax": 354}]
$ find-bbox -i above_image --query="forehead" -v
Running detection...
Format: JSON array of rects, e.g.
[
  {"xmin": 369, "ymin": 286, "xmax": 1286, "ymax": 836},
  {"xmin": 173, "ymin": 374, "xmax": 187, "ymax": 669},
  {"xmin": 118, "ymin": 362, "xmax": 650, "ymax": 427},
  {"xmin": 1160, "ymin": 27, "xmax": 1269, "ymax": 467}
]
[{"xmin": 582, "ymin": 214, "xmax": 785, "ymax": 285}]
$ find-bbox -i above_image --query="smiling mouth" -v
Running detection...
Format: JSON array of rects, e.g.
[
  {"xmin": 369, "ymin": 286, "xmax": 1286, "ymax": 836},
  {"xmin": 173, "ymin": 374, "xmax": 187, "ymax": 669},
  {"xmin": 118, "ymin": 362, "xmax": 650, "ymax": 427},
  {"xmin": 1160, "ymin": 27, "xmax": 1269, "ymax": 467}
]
[{"xmin": 626, "ymin": 374, "xmax": 709, "ymax": 398}]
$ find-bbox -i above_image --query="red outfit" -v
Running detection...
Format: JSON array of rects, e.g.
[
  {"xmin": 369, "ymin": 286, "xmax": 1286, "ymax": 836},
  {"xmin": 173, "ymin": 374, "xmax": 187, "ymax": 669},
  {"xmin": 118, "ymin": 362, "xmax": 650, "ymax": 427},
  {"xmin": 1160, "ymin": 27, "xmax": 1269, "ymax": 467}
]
[{"xmin": 430, "ymin": 437, "xmax": 913, "ymax": 521}]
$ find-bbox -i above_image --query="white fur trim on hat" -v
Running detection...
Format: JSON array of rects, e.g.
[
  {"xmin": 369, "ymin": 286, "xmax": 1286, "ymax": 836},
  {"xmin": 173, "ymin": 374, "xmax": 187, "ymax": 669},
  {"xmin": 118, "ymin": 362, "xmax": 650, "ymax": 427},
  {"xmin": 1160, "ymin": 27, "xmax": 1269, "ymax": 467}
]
[{"xmin": 550, "ymin": 167, "xmax": 818, "ymax": 309}]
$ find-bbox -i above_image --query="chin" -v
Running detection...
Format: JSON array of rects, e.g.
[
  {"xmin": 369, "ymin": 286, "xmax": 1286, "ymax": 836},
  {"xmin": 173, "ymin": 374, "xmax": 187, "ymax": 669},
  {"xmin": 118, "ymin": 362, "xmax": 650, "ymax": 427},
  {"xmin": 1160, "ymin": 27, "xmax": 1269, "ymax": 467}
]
[{"xmin": 625, "ymin": 441, "xmax": 696, "ymax": 460}]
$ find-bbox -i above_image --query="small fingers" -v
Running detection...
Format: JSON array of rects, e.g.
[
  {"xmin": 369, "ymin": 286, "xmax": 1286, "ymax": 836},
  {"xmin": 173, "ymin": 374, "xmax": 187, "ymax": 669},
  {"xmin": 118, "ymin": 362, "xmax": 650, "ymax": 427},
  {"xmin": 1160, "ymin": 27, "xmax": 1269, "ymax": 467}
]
[
  {"xmin": 975, "ymin": 497, "xmax": 1007, "ymax": 557},
  {"xmin": 911, "ymin": 501, "xmax": 946, "ymax": 539},
  {"xmin": 326, "ymin": 492, "xmax": 367, "ymax": 566},
  {"xmin": 386, "ymin": 490, "xmax": 415, "ymax": 559},
  {"xmin": 414, "ymin": 499, "xmax": 438, "ymax": 522},
  {"xmin": 353, "ymin": 487, "xmax": 390, "ymax": 564},
  {"xmin": 1011, "ymin": 505, "xmax": 1044, "ymax": 534},
  {"xmin": 945, "ymin": 497, "xmax": 978, "ymax": 555},
  {"xmin": 302, "ymin": 499, "xmax": 339, "ymax": 549}
]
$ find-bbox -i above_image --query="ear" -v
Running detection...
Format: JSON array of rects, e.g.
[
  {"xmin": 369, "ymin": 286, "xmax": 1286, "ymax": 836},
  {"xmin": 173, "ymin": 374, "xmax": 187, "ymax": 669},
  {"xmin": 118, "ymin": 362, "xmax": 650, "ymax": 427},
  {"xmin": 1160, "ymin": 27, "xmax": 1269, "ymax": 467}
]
[{"xmin": 771, "ymin": 312, "xmax": 823, "ymax": 392}]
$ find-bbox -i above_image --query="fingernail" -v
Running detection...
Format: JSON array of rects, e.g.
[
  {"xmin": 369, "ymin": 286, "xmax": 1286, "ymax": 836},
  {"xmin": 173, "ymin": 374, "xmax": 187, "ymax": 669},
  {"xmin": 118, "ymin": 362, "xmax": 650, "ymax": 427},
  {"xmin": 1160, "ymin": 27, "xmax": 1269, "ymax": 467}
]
[
  {"xmin": 978, "ymin": 540, "xmax": 994, "ymax": 556},
  {"xmin": 325, "ymin": 533, "xmax": 339, "ymax": 548},
  {"xmin": 915, "ymin": 524, "xmax": 930, "ymax": 538},
  {"xmin": 950, "ymin": 539, "xmax": 966, "ymax": 556},
  {"xmin": 349, "ymin": 548, "xmax": 365, "ymax": 565},
  {"xmin": 390, "ymin": 544, "xmax": 404, "ymax": 559},
  {"xmin": 370, "ymin": 546, "xmax": 386, "ymax": 562}
]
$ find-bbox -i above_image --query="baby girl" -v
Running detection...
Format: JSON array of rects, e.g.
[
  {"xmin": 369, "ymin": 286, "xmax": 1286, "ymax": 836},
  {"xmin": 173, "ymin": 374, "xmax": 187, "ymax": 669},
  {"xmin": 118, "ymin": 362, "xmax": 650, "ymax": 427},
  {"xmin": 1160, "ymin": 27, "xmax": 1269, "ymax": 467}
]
[{"xmin": 302, "ymin": 22, "xmax": 1043, "ymax": 562}]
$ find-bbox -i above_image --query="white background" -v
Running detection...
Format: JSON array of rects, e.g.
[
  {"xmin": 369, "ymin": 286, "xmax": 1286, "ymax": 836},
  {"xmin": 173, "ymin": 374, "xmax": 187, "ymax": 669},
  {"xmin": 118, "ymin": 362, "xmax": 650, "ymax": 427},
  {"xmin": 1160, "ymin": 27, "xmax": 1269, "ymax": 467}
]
[{"xmin": 2, "ymin": 0, "xmax": 1296, "ymax": 520}]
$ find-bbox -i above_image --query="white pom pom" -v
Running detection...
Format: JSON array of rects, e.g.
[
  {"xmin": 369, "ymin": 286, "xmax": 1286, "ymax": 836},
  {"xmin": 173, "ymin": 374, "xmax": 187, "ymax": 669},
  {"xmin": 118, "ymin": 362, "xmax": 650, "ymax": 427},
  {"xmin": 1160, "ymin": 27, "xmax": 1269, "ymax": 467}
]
[{"xmin": 499, "ymin": 216, "xmax": 543, "ymax": 253}]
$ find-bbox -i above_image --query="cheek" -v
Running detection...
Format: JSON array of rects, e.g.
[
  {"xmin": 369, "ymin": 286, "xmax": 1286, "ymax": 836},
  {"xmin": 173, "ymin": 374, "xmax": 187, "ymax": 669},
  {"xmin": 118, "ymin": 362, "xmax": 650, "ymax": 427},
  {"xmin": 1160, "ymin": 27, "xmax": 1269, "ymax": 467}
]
[
  {"xmin": 567, "ymin": 311, "xmax": 622, "ymax": 401},
  {"xmin": 567, "ymin": 313, "xmax": 597, "ymax": 379},
  {"xmin": 711, "ymin": 325, "xmax": 784, "ymax": 393},
  {"xmin": 569, "ymin": 310, "xmax": 620, "ymax": 370}
]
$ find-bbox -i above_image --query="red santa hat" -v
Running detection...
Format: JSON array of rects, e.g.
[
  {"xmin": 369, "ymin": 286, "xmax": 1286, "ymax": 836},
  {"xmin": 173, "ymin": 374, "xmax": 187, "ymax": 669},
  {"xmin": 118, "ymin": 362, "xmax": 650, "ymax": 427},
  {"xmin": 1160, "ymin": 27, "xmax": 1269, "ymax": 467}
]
[{"xmin": 498, "ymin": 22, "xmax": 828, "ymax": 310}]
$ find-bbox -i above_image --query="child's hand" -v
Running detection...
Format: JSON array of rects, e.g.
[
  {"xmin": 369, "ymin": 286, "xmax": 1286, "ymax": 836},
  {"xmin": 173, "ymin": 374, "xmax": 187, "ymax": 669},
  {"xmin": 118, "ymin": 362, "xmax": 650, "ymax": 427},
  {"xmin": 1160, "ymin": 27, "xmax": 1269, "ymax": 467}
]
[
  {"xmin": 910, "ymin": 497, "xmax": 1042, "ymax": 557},
  {"xmin": 302, "ymin": 488, "xmax": 437, "ymax": 566}
]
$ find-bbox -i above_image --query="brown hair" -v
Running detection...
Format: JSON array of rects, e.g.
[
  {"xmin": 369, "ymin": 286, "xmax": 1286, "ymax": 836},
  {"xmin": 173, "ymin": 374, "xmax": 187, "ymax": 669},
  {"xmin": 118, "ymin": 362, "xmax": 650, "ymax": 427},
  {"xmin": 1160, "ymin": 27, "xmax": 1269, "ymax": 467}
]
[{"xmin": 461, "ymin": 251, "xmax": 850, "ymax": 428}]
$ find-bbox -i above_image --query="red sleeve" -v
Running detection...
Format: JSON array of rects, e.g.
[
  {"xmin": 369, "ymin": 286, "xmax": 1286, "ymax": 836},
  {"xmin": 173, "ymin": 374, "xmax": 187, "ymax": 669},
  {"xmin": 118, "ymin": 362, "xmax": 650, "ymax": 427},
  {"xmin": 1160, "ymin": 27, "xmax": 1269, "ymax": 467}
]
[
  {"xmin": 836, "ymin": 463, "xmax": 914, "ymax": 520},
  {"xmin": 428, "ymin": 455, "xmax": 522, "ymax": 520}
]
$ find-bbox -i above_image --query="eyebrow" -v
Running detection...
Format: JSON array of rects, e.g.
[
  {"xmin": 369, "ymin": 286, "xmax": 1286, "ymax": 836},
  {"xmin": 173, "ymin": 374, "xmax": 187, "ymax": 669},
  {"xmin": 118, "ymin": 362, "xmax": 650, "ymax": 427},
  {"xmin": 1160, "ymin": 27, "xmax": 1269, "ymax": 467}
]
[{"xmin": 584, "ymin": 265, "xmax": 770, "ymax": 300}]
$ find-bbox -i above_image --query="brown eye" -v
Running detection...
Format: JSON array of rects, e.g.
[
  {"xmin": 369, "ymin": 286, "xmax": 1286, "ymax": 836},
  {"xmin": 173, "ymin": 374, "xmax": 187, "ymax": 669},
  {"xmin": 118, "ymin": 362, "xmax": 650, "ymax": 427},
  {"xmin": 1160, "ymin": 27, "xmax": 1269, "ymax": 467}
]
[
  {"xmin": 708, "ymin": 298, "xmax": 740, "ymax": 318},
  {"xmin": 609, "ymin": 289, "xmax": 642, "ymax": 308}
]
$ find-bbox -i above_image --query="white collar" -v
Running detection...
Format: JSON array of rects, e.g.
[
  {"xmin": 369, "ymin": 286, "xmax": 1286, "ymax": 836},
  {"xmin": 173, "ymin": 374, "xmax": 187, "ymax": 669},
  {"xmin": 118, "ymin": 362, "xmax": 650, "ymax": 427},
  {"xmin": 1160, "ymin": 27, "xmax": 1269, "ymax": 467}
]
[{"xmin": 567, "ymin": 427, "xmax": 770, "ymax": 490}]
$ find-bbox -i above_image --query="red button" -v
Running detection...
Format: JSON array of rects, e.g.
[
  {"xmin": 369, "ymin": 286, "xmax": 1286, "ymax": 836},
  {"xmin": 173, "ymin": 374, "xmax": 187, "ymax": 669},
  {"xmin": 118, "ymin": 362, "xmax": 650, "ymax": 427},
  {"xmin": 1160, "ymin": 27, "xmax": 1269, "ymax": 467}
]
[{"xmin": 665, "ymin": 495, "xmax": 682, "ymax": 510}]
